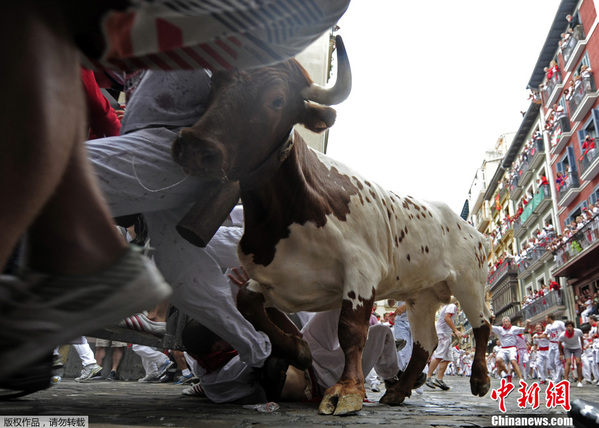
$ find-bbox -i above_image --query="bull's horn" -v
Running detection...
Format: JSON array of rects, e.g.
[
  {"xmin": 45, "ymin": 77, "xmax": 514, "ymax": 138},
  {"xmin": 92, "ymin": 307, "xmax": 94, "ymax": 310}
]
[{"xmin": 302, "ymin": 35, "xmax": 352, "ymax": 105}]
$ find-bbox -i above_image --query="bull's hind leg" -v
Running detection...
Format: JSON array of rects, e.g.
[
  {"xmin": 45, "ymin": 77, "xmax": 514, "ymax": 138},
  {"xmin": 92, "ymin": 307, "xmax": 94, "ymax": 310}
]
[
  {"xmin": 318, "ymin": 295, "xmax": 374, "ymax": 416},
  {"xmin": 236, "ymin": 283, "xmax": 312, "ymax": 370},
  {"xmin": 448, "ymin": 276, "xmax": 492, "ymax": 397},
  {"xmin": 381, "ymin": 289, "xmax": 440, "ymax": 406}
]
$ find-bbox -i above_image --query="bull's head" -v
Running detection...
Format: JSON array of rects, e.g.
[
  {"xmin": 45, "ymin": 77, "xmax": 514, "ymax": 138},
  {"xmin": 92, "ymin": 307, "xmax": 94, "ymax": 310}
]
[{"xmin": 171, "ymin": 35, "xmax": 351, "ymax": 184}]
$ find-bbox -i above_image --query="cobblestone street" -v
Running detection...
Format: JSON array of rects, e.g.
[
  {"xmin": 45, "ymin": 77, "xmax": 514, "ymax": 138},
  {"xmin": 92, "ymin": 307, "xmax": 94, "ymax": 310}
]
[{"xmin": 0, "ymin": 375, "xmax": 591, "ymax": 427}]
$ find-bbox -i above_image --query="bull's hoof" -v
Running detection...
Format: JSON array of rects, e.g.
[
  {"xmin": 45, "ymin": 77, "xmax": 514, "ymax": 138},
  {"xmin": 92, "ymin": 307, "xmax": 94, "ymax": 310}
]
[
  {"xmin": 470, "ymin": 376, "xmax": 491, "ymax": 397},
  {"xmin": 379, "ymin": 388, "xmax": 406, "ymax": 406},
  {"xmin": 318, "ymin": 392, "xmax": 363, "ymax": 416}
]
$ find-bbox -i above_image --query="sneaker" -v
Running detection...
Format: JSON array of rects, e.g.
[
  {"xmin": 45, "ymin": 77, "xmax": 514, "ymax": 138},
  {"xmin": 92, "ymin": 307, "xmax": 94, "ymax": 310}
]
[
  {"xmin": 0, "ymin": 353, "xmax": 54, "ymax": 400},
  {"xmin": 432, "ymin": 378, "xmax": 450, "ymax": 390},
  {"xmin": 117, "ymin": 313, "xmax": 166, "ymax": 336},
  {"xmin": 370, "ymin": 383, "xmax": 381, "ymax": 392},
  {"xmin": 577, "ymin": 382, "xmax": 584, "ymax": 388},
  {"xmin": 106, "ymin": 370, "xmax": 118, "ymax": 381},
  {"xmin": 138, "ymin": 372, "xmax": 160, "ymax": 383},
  {"xmin": 425, "ymin": 377, "xmax": 437, "ymax": 389},
  {"xmin": 52, "ymin": 354, "xmax": 64, "ymax": 370},
  {"xmin": 0, "ymin": 246, "xmax": 172, "ymax": 379},
  {"xmin": 182, "ymin": 383, "xmax": 205, "ymax": 397},
  {"xmin": 173, "ymin": 373, "xmax": 194, "ymax": 385},
  {"xmin": 75, "ymin": 364, "xmax": 102, "ymax": 382},
  {"xmin": 155, "ymin": 360, "xmax": 174, "ymax": 380}
]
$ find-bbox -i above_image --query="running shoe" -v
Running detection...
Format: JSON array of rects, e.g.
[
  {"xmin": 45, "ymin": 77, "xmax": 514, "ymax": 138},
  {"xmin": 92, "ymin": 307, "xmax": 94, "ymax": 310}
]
[
  {"xmin": 75, "ymin": 364, "xmax": 102, "ymax": 382},
  {"xmin": 432, "ymin": 378, "xmax": 450, "ymax": 390},
  {"xmin": 117, "ymin": 313, "xmax": 166, "ymax": 336},
  {"xmin": 0, "ymin": 246, "xmax": 172, "ymax": 379},
  {"xmin": 173, "ymin": 373, "xmax": 194, "ymax": 385}
]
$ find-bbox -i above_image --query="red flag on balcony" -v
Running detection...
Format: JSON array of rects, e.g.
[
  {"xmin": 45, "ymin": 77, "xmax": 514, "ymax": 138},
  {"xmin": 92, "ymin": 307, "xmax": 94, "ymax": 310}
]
[{"xmin": 495, "ymin": 194, "xmax": 501, "ymax": 211}]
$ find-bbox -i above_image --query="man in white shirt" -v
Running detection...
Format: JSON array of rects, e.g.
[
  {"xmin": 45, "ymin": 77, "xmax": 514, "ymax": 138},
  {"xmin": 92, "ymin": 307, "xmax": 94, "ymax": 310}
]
[
  {"xmin": 545, "ymin": 313, "xmax": 566, "ymax": 382},
  {"xmin": 558, "ymin": 320, "xmax": 584, "ymax": 387},
  {"xmin": 532, "ymin": 323, "xmax": 550, "ymax": 383},
  {"xmin": 491, "ymin": 317, "xmax": 531, "ymax": 382},
  {"xmin": 425, "ymin": 302, "xmax": 463, "ymax": 391}
]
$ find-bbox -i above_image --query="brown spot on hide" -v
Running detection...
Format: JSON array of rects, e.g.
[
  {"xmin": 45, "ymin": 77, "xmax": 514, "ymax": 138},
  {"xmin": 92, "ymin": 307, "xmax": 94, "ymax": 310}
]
[
  {"xmin": 347, "ymin": 290, "xmax": 356, "ymax": 299},
  {"xmin": 406, "ymin": 254, "xmax": 411, "ymax": 262},
  {"xmin": 239, "ymin": 133, "xmax": 360, "ymax": 266}
]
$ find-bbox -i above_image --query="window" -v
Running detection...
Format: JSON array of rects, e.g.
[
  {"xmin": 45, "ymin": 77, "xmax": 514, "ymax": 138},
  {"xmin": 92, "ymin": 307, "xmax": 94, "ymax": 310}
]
[
  {"xmin": 577, "ymin": 109, "xmax": 599, "ymax": 153},
  {"xmin": 565, "ymin": 200, "xmax": 588, "ymax": 227},
  {"xmin": 537, "ymin": 276, "xmax": 546, "ymax": 289},
  {"xmin": 590, "ymin": 184, "xmax": 599, "ymax": 204}
]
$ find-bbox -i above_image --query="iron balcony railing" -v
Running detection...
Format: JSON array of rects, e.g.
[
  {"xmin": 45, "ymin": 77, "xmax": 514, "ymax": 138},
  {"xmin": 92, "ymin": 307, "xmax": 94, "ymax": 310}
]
[
  {"xmin": 578, "ymin": 146, "xmax": 598, "ymax": 177},
  {"xmin": 557, "ymin": 171, "xmax": 580, "ymax": 202},
  {"xmin": 520, "ymin": 185, "xmax": 551, "ymax": 225},
  {"xmin": 522, "ymin": 290, "xmax": 564, "ymax": 320},
  {"xmin": 568, "ymin": 74, "xmax": 596, "ymax": 114},
  {"xmin": 552, "ymin": 213, "xmax": 599, "ymax": 270}
]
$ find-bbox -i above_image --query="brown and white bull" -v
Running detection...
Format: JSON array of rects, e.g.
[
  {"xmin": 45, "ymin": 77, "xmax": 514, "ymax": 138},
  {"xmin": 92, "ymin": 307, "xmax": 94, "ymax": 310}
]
[{"xmin": 172, "ymin": 36, "xmax": 492, "ymax": 415}]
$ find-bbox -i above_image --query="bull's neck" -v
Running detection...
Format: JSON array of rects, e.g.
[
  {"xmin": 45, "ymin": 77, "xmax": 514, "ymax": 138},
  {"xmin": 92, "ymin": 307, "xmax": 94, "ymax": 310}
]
[{"xmin": 239, "ymin": 131, "xmax": 359, "ymax": 266}]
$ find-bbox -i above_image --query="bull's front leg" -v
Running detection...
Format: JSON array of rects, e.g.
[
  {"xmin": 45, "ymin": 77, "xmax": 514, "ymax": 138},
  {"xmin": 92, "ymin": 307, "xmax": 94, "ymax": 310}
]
[
  {"xmin": 318, "ymin": 293, "xmax": 374, "ymax": 416},
  {"xmin": 233, "ymin": 273, "xmax": 312, "ymax": 370},
  {"xmin": 381, "ymin": 295, "xmax": 439, "ymax": 406},
  {"xmin": 470, "ymin": 320, "xmax": 491, "ymax": 397}
]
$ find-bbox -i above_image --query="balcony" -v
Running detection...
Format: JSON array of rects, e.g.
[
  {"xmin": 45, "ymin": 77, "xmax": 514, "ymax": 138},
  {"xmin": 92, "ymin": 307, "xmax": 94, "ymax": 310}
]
[
  {"xmin": 520, "ymin": 185, "xmax": 551, "ymax": 228},
  {"xmin": 563, "ymin": 26, "xmax": 586, "ymax": 72},
  {"xmin": 509, "ymin": 174, "xmax": 523, "ymax": 201},
  {"xmin": 517, "ymin": 237, "xmax": 551, "ymax": 279},
  {"xmin": 518, "ymin": 159, "xmax": 533, "ymax": 186},
  {"xmin": 579, "ymin": 148, "xmax": 599, "ymax": 182},
  {"xmin": 522, "ymin": 290, "xmax": 566, "ymax": 322},
  {"xmin": 552, "ymin": 214, "xmax": 599, "ymax": 276},
  {"xmin": 471, "ymin": 188, "xmax": 485, "ymax": 214},
  {"xmin": 569, "ymin": 75, "xmax": 598, "ymax": 122},
  {"xmin": 549, "ymin": 116, "xmax": 573, "ymax": 155},
  {"xmin": 557, "ymin": 171, "xmax": 581, "ymax": 206},
  {"xmin": 513, "ymin": 216, "xmax": 527, "ymax": 239},
  {"xmin": 488, "ymin": 258, "xmax": 518, "ymax": 291},
  {"xmin": 528, "ymin": 137, "xmax": 546, "ymax": 170},
  {"xmin": 543, "ymin": 73, "xmax": 564, "ymax": 108},
  {"xmin": 474, "ymin": 205, "xmax": 492, "ymax": 233}
]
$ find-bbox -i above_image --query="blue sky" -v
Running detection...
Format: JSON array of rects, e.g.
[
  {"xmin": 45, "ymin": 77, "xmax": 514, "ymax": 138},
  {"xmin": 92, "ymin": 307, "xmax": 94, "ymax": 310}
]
[{"xmin": 327, "ymin": 1, "xmax": 561, "ymax": 213}]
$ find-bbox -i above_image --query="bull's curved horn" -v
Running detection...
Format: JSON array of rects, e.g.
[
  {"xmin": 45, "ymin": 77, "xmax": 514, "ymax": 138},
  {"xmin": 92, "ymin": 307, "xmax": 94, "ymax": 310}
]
[{"xmin": 302, "ymin": 35, "xmax": 352, "ymax": 105}]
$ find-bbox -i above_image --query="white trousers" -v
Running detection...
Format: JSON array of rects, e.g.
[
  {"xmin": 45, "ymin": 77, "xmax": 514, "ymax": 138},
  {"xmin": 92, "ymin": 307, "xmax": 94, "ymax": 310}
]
[
  {"xmin": 71, "ymin": 337, "xmax": 96, "ymax": 367},
  {"xmin": 87, "ymin": 128, "xmax": 271, "ymax": 368},
  {"xmin": 302, "ymin": 309, "xmax": 399, "ymax": 390},
  {"xmin": 535, "ymin": 350, "xmax": 549, "ymax": 382},
  {"xmin": 132, "ymin": 344, "xmax": 169, "ymax": 375},
  {"xmin": 547, "ymin": 343, "xmax": 563, "ymax": 381}
]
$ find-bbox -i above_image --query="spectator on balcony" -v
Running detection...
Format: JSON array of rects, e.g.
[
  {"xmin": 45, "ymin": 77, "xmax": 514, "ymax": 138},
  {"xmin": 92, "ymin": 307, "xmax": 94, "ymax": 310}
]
[
  {"xmin": 581, "ymin": 134, "xmax": 596, "ymax": 161},
  {"xmin": 566, "ymin": 14, "xmax": 580, "ymax": 32},
  {"xmin": 555, "ymin": 172, "xmax": 566, "ymax": 192},
  {"xmin": 567, "ymin": 80, "xmax": 576, "ymax": 102},
  {"xmin": 581, "ymin": 65, "xmax": 593, "ymax": 81}
]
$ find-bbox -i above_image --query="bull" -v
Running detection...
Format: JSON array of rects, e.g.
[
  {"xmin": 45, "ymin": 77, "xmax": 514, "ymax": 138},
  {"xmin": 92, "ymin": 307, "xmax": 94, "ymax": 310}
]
[{"xmin": 171, "ymin": 36, "xmax": 492, "ymax": 415}]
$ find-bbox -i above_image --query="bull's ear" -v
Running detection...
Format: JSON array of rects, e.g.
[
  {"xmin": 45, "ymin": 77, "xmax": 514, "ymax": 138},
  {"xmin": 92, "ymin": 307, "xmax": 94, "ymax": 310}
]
[{"xmin": 301, "ymin": 102, "xmax": 337, "ymax": 134}]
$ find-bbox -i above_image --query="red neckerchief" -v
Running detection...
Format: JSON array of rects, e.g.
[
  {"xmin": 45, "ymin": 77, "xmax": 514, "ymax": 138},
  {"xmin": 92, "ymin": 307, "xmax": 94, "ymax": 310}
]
[
  {"xmin": 565, "ymin": 330, "xmax": 574, "ymax": 339},
  {"xmin": 502, "ymin": 324, "xmax": 512, "ymax": 331},
  {"xmin": 192, "ymin": 350, "xmax": 238, "ymax": 373}
]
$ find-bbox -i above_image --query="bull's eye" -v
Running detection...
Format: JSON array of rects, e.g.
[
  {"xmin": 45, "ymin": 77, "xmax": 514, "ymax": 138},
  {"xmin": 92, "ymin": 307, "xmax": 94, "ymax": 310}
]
[{"xmin": 271, "ymin": 97, "xmax": 284, "ymax": 111}]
